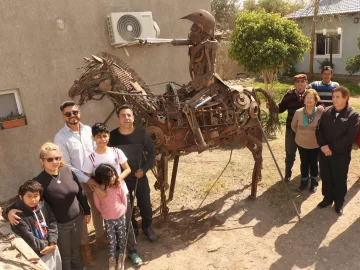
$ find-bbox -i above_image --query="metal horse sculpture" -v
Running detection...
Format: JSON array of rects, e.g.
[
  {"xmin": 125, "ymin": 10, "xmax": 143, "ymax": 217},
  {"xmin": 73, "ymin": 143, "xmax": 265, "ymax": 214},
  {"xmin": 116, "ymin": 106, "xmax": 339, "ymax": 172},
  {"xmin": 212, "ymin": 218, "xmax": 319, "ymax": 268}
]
[{"xmin": 68, "ymin": 10, "xmax": 279, "ymax": 219}]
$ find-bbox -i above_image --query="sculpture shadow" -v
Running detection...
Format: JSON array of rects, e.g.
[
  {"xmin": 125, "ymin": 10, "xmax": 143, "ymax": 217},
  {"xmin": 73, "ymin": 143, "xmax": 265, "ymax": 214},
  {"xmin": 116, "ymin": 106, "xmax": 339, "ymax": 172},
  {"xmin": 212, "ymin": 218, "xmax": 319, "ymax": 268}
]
[
  {"xmin": 270, "ymin": 180, "xmax": 360, "ymax": 270},
  {"xmin": 238, "ymin": 174, "xmax": 311, "ymax": 238}
]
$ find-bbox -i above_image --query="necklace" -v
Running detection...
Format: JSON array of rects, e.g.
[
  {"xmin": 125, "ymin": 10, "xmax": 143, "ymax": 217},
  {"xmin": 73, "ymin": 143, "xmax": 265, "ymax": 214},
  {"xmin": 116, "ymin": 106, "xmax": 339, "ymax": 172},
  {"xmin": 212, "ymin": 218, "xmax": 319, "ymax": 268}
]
[{"xmin": 51, "ymin": 171, "xmax": 61, "ymax": 184}]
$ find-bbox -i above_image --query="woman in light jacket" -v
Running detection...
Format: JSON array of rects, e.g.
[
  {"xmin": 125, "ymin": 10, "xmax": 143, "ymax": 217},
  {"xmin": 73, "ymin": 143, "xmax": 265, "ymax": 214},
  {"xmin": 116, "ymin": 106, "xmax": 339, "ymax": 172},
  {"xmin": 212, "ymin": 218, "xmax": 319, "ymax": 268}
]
[{"xmin": 291, "ymin": 89, "xmax": 322, "ymax": 192}]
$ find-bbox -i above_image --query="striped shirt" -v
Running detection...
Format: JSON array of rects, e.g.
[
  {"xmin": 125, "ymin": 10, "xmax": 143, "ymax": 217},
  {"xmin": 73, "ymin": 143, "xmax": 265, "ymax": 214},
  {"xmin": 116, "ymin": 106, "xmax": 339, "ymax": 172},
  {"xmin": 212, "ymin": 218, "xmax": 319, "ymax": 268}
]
[{"xmin": 310, "ymin": 81, "xmax": 339, "ymax": 107}]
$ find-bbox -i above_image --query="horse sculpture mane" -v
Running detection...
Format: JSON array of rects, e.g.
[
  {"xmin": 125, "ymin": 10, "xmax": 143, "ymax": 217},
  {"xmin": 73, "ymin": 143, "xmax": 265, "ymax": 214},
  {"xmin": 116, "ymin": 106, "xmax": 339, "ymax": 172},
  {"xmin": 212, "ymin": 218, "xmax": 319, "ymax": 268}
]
[{"xmin": 69, "ymin": 52, "xmax": 280, "ymax": 218}]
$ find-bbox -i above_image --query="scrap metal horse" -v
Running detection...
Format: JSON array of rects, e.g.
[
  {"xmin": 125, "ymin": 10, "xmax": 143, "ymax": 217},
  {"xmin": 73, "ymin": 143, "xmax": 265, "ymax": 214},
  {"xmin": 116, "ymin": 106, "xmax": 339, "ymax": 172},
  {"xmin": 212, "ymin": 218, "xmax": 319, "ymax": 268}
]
[{"xmin": 69, "ymin": 52, "xmax": 279, "ymax": 219}]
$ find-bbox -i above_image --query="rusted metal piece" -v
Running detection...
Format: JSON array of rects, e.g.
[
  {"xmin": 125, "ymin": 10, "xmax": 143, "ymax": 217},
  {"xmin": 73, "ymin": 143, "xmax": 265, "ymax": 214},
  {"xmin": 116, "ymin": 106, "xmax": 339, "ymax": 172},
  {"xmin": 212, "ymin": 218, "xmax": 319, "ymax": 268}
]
[
  {"xmin": 68, "ymin": 10, "xmax": 280, "ymax": 220},
  {"xmin": 168, "ymin": 155, "xmax": 180, "ymax": 201}
]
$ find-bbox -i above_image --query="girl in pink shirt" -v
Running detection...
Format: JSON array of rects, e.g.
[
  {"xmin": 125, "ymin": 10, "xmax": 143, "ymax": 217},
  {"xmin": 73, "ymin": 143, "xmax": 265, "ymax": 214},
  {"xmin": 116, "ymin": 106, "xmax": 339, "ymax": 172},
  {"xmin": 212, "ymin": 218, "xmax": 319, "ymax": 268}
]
[{"xmin": 94, "ymin": 164, "xmax": 127, "ymax": 270}]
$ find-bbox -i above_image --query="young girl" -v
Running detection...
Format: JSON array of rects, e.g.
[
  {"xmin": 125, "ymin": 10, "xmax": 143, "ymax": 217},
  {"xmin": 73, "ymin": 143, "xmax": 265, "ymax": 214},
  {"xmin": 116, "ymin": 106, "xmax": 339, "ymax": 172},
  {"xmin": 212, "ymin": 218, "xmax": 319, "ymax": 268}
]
[{"xmin": 94, "ymin": 164, "xmax": 127, "ymax": 270}]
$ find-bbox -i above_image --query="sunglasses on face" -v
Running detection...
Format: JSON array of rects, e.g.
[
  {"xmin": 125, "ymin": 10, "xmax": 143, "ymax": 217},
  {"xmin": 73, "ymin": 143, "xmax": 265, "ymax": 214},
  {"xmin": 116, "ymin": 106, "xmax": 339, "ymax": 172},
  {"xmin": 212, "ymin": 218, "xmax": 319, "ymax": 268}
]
[
  {"xmin": 63, "ymin": 110, "xmax": 79, "ymax": 117},
  {"xmin": 42, "ymin": 156, "xmax": 62, "ymax": 162}
]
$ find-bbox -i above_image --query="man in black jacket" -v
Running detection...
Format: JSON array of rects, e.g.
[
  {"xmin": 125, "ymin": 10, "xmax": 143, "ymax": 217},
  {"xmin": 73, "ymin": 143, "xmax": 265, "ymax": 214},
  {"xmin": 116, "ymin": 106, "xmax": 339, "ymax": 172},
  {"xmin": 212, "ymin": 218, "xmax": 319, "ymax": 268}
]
[
  {"xmin": 278, "ymin": 74, "xmax": 311, "ymax": 181},
  {"xmin": 316, "ymin": 86, "xmax": 359, "ymax": 215},
  {"xmin": 109, "ymin": 104, "xmax": 157, "ymax": 242}
]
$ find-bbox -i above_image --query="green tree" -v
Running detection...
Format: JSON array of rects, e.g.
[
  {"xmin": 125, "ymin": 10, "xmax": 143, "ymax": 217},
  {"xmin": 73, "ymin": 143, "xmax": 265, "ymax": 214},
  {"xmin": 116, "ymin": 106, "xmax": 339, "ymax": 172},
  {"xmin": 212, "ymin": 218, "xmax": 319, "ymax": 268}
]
[
  {"xmin": 229, "ymin": 9, "xmax": 310, "ymax": 92},
  {"xmin": 211, "ymin": 0, "xmax": 239, "ymax": 31},
  {"xmin": 345, "ymin": 36, "xmax": 360, "ymax": 75},
  {"xmin": 243, "ymin": 0, "xmax": 306, "ymax": 17}
]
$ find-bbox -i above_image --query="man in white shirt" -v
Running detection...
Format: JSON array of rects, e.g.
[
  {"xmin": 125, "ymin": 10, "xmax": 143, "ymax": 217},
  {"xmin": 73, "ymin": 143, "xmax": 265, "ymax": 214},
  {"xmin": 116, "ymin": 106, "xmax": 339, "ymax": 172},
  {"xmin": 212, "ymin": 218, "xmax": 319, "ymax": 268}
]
[{"xmin": 54, "ymin": 101, "xmax": 107, "ymax": 266}]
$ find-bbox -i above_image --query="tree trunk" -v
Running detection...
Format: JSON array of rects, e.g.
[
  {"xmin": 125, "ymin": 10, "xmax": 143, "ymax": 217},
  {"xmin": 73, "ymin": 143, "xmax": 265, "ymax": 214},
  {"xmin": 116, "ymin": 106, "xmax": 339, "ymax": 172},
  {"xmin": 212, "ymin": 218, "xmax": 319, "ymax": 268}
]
[{"xmin": 309, "ymin": 0, "xmax": 320, "ymax": 81}]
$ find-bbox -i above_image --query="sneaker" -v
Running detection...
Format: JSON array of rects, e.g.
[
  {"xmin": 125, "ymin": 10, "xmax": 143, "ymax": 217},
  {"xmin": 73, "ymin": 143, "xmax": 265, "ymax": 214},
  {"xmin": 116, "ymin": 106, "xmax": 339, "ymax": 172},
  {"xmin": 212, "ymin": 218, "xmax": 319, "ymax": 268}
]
[
  {"xmin": 128, "ymin": 251, "xmax": 143, "ymax": 266},
  {"xmin": 284, "ymin": 176, "xmax": 291, "ymax": 183},
  {"xmin": 144, "ymin": 227, "xmax": 157, "ymax": 242}
]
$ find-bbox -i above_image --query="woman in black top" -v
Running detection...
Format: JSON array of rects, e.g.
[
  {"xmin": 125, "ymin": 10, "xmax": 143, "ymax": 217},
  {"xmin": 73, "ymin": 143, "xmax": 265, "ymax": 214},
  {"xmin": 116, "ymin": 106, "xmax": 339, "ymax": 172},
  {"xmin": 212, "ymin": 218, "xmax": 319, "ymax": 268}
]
[{"xmin": 7, "ymin": 142, "xmax": 91, "ymax": 270}]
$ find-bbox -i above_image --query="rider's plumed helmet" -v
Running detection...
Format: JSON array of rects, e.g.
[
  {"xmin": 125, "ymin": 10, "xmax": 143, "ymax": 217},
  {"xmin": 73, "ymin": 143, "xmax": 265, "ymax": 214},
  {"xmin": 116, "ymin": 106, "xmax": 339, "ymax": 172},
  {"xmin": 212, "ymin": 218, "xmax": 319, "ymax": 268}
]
[{"xmin": 181, "ymin": 9, "xmax": 215, "ymax": 38}]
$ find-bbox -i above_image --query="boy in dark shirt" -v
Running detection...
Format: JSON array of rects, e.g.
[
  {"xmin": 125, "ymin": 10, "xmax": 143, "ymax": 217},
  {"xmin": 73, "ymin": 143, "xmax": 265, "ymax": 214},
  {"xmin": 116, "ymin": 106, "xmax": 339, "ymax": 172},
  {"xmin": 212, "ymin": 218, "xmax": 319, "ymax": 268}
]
[{"xmin": 11, "ymin": 180, "xmax": 62, "ymax": 270}]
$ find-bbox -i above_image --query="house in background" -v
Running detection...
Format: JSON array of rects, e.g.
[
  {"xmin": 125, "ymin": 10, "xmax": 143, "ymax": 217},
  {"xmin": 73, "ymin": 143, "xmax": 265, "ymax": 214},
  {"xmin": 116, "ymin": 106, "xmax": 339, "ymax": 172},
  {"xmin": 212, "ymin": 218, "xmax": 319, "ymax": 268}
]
[
  {"xmin": 287, "ymin": 0, "xmax": 360, "ymax": 75},
  {"xmin": 0, "ymin": 0, "xmax": 210, "ymax": 202}
]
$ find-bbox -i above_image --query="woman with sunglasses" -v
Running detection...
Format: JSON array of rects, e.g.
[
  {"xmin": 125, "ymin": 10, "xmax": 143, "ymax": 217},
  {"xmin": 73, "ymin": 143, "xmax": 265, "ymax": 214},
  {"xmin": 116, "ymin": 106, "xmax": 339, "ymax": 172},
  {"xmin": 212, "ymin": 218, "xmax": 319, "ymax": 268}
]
[{"xmin": 7, "ymin": 142, "xmax": 91, "ymax": 270}]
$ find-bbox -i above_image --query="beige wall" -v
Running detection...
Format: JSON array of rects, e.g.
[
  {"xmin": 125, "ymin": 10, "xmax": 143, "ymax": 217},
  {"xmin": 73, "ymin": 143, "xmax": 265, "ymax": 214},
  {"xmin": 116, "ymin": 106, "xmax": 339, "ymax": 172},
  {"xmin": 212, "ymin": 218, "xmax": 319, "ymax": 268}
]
[{"xmin": 0, "ymin": 0, "xmax": 210, "ymax": 202}]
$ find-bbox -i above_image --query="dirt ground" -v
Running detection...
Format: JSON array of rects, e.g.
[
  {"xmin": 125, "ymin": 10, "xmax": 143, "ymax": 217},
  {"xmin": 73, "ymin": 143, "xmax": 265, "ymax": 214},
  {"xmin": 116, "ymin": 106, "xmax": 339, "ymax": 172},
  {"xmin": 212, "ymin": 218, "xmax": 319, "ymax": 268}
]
[{"xmin": 85, "ymin": 97, "xmax": 360, "ymax": 270}]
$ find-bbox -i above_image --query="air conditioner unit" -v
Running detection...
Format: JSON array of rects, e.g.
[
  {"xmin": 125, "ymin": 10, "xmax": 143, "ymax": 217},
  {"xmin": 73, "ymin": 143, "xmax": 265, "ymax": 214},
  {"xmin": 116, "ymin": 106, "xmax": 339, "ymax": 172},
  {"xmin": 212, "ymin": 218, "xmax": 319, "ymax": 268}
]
[{"xmin": 107, "ymin": 12, "xmax": 160, "ymax": 46}]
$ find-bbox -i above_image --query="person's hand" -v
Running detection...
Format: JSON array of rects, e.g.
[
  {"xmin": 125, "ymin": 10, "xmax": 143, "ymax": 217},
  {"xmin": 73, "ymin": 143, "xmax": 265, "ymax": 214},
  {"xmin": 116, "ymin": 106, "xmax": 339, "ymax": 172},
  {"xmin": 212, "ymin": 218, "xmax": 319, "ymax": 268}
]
[
  {"xmin": 321, "ymin": 145, "xmax": 332, "ymax": 156},
  {"xmin": 135, "ymin": 169, "xmax": 144, "ymax": 178},
  {"xmin": 84, "ymin": 215, "xmax": 91, "ymax": 224},
  {"xmin": 40, "ymin": 245, "xmax": 56, "ymax": 255},
  {"xmin": 93, "ymin": 186, "xmax": 107, "ymax": 199},
  {"xmin": 8, "ymin": 209, "xmax": 22, "ymax": 225},
  {"xmin": 317, "ymin": 105, "xmax": 325, "ymax": 113},
  {"xmin": 87, "ymin": 178, "xmax": 99, "ymax": 190}
]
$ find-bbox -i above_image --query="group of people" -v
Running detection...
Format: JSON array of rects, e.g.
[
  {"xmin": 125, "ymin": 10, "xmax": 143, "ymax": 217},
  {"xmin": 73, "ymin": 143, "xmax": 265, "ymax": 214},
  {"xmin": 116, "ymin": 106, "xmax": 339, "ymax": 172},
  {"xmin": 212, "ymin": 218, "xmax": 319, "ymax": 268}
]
[
  {"xmin": 279, "ymin": 66, "xmax": 359, "ymax": 215},
  {"xmin": 5, "ymin": 102, "xmax": 157, "ymax": 270},
  {"xmin": 3, "ymin": 66, "xmax": 359, "ymax": 269}
]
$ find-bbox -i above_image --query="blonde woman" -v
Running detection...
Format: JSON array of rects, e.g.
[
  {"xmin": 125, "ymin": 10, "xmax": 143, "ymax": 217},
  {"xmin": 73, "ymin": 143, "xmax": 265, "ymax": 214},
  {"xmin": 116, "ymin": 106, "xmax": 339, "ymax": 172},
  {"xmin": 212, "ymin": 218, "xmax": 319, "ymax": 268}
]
[
  {"xmin": 7, "ymin": 142, "xmax": 91, "ymax": 270},
  {"xmin": 291, "ymin": 89, "xmax": 323, "ymax": 193}
]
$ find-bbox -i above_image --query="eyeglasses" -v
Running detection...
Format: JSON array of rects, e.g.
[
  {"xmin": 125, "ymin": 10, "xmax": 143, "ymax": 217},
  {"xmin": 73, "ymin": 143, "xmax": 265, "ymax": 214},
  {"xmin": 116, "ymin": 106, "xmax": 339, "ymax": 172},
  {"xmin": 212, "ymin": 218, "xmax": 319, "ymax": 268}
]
[
  {"xmin": 63, "ymin": 110, "xmax": 79, "ymax": 117},
  {"xmin": 295, "ymin": 80, "xmax": 306, "ymax": 83},
  {"xmin": 42, "ymin": 156, "xmax": 62, "ymax": 162}
]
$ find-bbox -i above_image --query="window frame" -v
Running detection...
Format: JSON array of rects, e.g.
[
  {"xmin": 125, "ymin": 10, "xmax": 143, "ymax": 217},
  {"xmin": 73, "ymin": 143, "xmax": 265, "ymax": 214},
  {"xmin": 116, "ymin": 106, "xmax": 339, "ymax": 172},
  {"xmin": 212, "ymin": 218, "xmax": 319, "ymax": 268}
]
[
  {"xmin": 314, "ymin": 29, "xmax": 342, "ymax": 59},
  {"xmin": 0, "ymin": 88, "xmax": 24, "ymax": 115}
]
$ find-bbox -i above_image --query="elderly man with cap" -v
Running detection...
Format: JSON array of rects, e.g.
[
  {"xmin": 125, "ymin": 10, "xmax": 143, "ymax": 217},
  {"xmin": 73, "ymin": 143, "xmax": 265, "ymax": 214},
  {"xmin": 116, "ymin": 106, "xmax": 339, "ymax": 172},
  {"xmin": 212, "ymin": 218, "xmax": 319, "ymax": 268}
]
[{"xmin": 277, "ymin": 74, "xmax": 323, "ymax": 182}]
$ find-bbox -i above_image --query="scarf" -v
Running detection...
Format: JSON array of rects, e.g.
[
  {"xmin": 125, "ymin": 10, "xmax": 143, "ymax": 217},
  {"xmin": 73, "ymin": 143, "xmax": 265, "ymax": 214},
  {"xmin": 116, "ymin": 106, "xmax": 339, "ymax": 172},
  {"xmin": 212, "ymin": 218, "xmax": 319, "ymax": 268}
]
[{"xmin": 303, "ymin": 107, "xmax": 317, "ymax": 127}]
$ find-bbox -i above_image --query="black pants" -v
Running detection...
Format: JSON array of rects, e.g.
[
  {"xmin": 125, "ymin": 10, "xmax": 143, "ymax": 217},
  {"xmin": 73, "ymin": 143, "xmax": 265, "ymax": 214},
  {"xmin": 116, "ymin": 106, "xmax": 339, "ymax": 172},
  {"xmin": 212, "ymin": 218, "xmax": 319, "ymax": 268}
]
[
  {"xmin": 285, "ymin": 128, "xmax": 298, "ymax": 178},
  {"xmin": 319, "ymin": 152, "xmax": 351, "ymax": 206},
  {"xmin": 125, "ymin": 176, "xmax": 152, "ymax": 231},
  {"xmin": 298, "ymin": 146, "xmax": 319, "ymax": 179}
]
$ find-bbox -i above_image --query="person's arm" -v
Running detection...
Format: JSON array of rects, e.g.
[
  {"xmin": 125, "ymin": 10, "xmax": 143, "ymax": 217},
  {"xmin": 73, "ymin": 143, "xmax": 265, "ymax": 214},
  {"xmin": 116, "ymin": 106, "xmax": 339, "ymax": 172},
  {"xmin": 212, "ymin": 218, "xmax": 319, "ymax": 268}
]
[
  {"xmin": 44, "ymin": 202, "xmax": 57, "ymax": 245},
  {"xmin": 54, "ymin": 136, "xmax": 90, "ymax": 183},
  {"xmin": 119, "ymin": 186, "xmax": 127, "ymax": 210},
  {"xmin": 93, "ymin": 192, "xmax": 102, "ymax": 214},
  {"xmin": 278, "ymin": 94, "xmax": 290, "ymax": 114},
  {"xmin": 12, "ymin": 219, "xmax": 49, "ymax": 253},
  {"xmin": 316, "ymin": 114, "xmax": 327, "ymax": 147},
  {"xmin": 141, "ymin": 132, "xmax": 156, "ymax": 173},
  {"xmin": 328, "ymin": 112, "xmax": 359, "ymax": 152},
  {"xmin": 119, "ymin": 162, "xmax": 131, "ymax": 181},
  {"xmin": 71, "ymin": 172, "xmax": 91, "ymax": 216},
  {"xmin": 291, "ymin": 111, "xmax": 299, "ymax": 133},
  {"xmin": 5, "ymin": 202, "xmax": 23, "ymax": 225}
]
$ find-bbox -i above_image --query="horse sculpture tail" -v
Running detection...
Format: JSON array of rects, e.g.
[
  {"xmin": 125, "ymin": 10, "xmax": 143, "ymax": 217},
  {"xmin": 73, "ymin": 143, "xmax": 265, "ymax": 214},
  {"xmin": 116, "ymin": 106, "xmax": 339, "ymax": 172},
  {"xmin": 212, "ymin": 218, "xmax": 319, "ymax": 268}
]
[{"xmin": 254, "ymin": 88, "xmax": 281, "ymax": 137}]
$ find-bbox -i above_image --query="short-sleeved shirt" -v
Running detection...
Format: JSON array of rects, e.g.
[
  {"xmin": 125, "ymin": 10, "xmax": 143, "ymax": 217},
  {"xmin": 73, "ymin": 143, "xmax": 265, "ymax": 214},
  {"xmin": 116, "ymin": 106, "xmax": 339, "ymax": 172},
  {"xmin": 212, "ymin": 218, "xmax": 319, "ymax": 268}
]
[{"xmin": 82, "ymin": 147, "xmax": 129, "ymax": 194}]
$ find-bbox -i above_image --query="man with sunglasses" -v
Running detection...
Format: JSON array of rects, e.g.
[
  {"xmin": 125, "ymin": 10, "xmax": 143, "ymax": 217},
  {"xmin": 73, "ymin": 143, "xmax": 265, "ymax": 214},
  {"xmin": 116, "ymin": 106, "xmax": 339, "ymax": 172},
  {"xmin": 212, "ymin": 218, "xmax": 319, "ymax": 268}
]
[
  {"xmin": 275, "ymin": 74, "xmax": 323, "ymax": 182},
  {"xmin": 54, "ymin": 101, "xmax": 107, "ymax": 266},
  {"xmin": 310, "ymin": 66, "xmax": 339, "ymax": 107}
]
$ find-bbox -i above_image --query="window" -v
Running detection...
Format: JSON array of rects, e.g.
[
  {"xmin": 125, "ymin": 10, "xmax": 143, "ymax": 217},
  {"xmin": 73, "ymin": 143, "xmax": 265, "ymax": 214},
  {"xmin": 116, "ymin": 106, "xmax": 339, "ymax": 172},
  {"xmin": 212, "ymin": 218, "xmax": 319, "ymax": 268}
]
[
  {"xmin": 0, "ymin": 89, "xmax": 24, "ymax": 118},
  {"xmin": 315, "ymin": 30, "xmax": 342, "ymax": 58}
]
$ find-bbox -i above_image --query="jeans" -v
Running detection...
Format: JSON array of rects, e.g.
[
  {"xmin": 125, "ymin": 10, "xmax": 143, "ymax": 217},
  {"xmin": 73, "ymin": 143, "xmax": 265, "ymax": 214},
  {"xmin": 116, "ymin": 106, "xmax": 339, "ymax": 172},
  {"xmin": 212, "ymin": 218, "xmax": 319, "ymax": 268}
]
[{"xmin": 57, "ymin": 214, "xmax": 83, "ymax": 270}]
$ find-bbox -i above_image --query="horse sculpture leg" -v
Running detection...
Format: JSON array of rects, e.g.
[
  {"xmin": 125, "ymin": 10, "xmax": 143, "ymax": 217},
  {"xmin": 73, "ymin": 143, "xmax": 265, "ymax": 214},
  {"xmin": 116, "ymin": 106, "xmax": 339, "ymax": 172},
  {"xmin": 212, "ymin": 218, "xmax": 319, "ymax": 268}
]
[
  {"xmin": 156, "ymin": 153, "xmax": 170, "ymax": 220},
  {"xmin": 168, "ymin": 155, "xmax": 180, "ymax": 201},
  {"xmin": 245, "ymin": 127, "xmax": 263, "ymax": 198}
]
